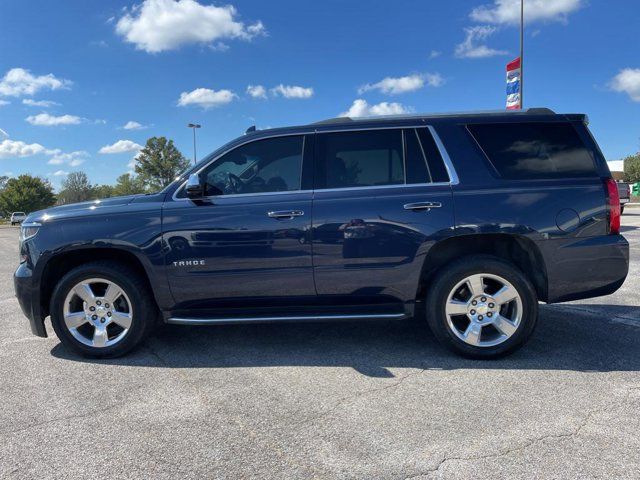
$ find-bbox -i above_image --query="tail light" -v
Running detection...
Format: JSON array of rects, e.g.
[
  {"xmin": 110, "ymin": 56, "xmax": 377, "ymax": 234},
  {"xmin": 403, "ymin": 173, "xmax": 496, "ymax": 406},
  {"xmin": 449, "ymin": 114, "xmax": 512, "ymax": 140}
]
[{"xmin": 605, "ymin": 178, "xmax": 620, "ymax": 234}]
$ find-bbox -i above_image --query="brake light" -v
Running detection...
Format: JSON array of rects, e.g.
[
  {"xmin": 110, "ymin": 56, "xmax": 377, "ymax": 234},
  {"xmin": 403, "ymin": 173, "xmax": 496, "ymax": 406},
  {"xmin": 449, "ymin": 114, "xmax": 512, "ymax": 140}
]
[{"xmin": 605, "ymin": 178, "xmax": 620, "ymax": 234}]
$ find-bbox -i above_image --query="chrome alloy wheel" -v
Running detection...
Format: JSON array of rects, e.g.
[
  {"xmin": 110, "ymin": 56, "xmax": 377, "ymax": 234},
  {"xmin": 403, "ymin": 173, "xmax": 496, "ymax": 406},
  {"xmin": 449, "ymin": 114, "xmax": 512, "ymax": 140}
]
[
  {"xmin": 444, "ymin": 273, "xmax": 522, "ymax": 348},
  {"xmin": 62, "ymin": 278, "xmax": 133, "ymax": 348}
]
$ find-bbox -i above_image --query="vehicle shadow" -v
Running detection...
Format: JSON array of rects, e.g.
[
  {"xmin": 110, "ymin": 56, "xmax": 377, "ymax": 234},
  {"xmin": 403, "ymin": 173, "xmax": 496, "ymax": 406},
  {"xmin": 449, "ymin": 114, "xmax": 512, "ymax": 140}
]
[{"xmin": 51, "ymin": 303, "xmax": 640, "ymax": 376}]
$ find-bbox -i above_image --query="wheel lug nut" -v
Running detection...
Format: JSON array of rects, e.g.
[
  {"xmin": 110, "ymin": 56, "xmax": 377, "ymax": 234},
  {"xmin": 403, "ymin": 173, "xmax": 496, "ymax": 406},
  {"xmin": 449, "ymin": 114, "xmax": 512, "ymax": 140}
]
[
  {"xmin": 489, "ymin": 303, "xmax": 495, "ymax": 308},
  {"xmin": 481, "ymin": 297, "xmax": 487, "ymax": 302},
  {"xmin": 100, "ymin": 318, "xmax": 106, "ymax": 323},
  {"xmin": 92, "ymin": 315, "xmax": 98, "ymax": 320},
  {"xmin": 470, "ymin": 309, "xmax": 476, "ymax": 315},
  {"xmin": 107, "ymin": 312, "xmax": 112, "ymax": 317},
  {"xmin": 472, "ymin": 300, "xmax": 477, "ymax": 306},
  {"xmin": 487, "ymin": 312, "xmax": 493, "ymax": 317},
  {"xmin": 89, "ymin": 306, "xmax": 95, "ymax": 312},
  {"xmin": 104, "ymin": 303, "xmax": 109, "ymax": 308},
  {"xmin": 478, "ymin": 315, "xmax": 484, "ymax": 320},
  {"xmin": 96, "ymin": 301, "xmax": 101, "ymax": 306}
]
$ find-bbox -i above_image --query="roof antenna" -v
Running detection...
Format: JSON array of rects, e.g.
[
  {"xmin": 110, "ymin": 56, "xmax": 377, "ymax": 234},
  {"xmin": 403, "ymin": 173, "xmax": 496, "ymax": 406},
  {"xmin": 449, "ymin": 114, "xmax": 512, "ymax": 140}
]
[{"xmin": 245, "ymin": 125, "xmax": 256, "ymax": 134}]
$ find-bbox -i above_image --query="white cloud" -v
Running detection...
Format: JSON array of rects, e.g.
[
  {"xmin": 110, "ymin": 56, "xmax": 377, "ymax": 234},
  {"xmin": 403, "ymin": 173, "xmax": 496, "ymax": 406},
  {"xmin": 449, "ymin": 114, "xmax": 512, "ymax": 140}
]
[
  {"xmin": 429, "ymin": 50, "xmax": 442, "ymax": 59},
  {"xmin": 270, "ymin": 84, "xmax": 314, "ymax": 99},
  {"xmin": 22, "ymin": 99, "xmax": 60, "ymax": 108},
  {"xmin": 471, "ymin": 0, "xmax": 582, "ymax": 25},
  {"xmin": 99, "ymin": 140, "xmax": 143, "ymax": 154},
  {"xmin": 122, "ymin": 120, "xmax": 146, "ymax": 130},
  {"xmin": 608, "ymin": 160, "xmax": 624, "ymax": 172},
  {"xmin": 358, "ymin": 73, "xmax": 444, "ymax": 95},
  {"xmin": 52, "ymin": 170, "xmax": 69, "ymax": 177},
  {"xmin": 0, "ymin": 100, "xmax": 9, "ymax": 106},
  {"xmin": 455, "ymin": 26, "xmax": 508, "ymax": 58},
  {"xmin": 48, "ymin": 150, "xmax": 89, "ymax": 166},
  {"xmin": 177, "ymin": 87, "xmax": 237, "ymax": 108},
  {"xmin": 128, "ymin": 151, "xmax": 143, "ymax": 170},
  {"xmin": 340, "ymin": 99, "xmax": 414, "ymax": 118},
  {"xmin": 246, "ymin": 84, "xmax": 267, "ymax": 99},
  {"xmin": 609, "ymin": 68, "xmax": 640, "ymax": 102},
  {"xmin": 25, "ymin": 113, "xmax": 82, "ymax": 126},
  {"xmin": 0, "ymin": 128, "xmax": 8, "ymax": 138},
  {"xmin": 115, "ymin": 0, "xmax": 265, "ymax": 53},
  {"xmin": 0, "ymin": 139, "xmax": 48, "ymax": 158},
  {"xmin": 0, "ymin": 68, "xmax": 71, "ymax": 97}
]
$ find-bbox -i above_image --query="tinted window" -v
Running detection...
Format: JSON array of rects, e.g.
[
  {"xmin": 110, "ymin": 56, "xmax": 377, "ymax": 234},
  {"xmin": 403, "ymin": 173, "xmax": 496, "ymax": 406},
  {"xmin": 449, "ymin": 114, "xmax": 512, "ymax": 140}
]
[
  {"xmin": 318, "ymin": 130, "xmax": 403, "ymax": 189},
  {"xmin": 417, "ymin": 129, "xmax": 450, "ymax": 183},
  {"xmin": 468, "ymin": 122, "xmax": 597, "ymax": 179},
  {"xmin": 404, "ymin": 129, "xmax": 430, "ymax": 184},
  {"xmin": 197, "ymin": 136, "xmax": 304, "ymax": 196}
]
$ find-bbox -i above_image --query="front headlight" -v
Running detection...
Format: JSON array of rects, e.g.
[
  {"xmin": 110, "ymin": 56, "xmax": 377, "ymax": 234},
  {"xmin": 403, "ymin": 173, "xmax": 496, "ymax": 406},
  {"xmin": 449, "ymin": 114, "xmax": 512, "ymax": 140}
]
[{"xmin": 19, "ymin": 222, "xmax": 41, "ymax": 242}]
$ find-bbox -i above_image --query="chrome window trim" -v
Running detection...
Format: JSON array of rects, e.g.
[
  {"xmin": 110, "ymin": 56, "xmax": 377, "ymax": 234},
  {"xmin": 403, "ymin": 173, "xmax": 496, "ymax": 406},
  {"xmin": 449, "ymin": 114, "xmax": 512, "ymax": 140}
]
[
  {"xmin": 172, "ymin": 123, "xmax": 459, "ymax": 201},
  {"xmin": 427, "ymin": 125, "xmax": 460, "ymax": 185}
]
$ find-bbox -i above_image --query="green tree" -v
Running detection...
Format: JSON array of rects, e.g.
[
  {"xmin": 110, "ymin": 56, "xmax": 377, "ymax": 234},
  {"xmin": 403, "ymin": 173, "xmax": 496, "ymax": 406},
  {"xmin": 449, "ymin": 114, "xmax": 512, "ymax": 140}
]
[
  {"xmin": 113, "ymin": 173, "xmax": 147, "ymax": 196},
  {"xmin": 623, "ymin": 153, "xmax": 640, "ymax": 183},
  {"xmin": 0, "ymin": 175, "xmax": 56, "ymax": 214},
  {"xmin": 134, "ymin": 137, "xmax": 190, "ymax": 191},
  {"xmin": 57, "ymin": 171, "xmax": 94, "ymax": 205},
  {"xmin": 0, "ymin": 175, "xmax": 9, "ymax": 191},
  {"xmin": 92, "ymin": 184, "xmax": 115, "ymax": 199}
]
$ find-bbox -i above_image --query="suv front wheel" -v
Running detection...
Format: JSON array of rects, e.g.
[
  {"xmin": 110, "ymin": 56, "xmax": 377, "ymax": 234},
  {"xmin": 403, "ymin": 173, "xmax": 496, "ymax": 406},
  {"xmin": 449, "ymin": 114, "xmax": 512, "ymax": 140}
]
[
  {"xmin": 426, "ymin": 255, "xmax": 538, "ymax": 358},
  {"xmin": 50, "ymin": 261, "xmax": 155, "ymax": 358}
]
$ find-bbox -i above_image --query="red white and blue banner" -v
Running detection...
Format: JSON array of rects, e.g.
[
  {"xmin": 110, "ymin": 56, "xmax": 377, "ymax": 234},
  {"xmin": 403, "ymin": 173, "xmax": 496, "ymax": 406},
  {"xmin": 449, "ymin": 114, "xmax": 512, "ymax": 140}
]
[{"xmin": 506, "ymin": 57, "xmax": 521, "ymax": 110}]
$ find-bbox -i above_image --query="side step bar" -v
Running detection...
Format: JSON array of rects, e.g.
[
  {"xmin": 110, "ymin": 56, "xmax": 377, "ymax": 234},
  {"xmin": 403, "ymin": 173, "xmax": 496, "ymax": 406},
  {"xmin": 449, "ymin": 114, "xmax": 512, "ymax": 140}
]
[{"xmin": 167, "ymin": 312, "xmax": 407, "ymax": 325}]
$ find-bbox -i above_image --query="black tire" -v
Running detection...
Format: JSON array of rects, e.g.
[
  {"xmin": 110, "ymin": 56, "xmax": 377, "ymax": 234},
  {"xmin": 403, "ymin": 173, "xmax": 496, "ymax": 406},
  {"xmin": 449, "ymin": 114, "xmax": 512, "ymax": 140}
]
[
  {"xmin": 425, "ymin": 255, "xmax": 538, "ymax": 359},
  {"xmin": 50, "ymin": 261, "xmax": 155, "ymax": 358}
]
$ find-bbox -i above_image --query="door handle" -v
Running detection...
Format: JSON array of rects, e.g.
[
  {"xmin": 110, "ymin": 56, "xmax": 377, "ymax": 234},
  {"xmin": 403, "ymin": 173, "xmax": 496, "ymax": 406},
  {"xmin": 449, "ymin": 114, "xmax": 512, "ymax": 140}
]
[
  {"xmin": 403, "ymin": 202, "xmax": 442, "ymax": 211},
  {"xmin": 267, "ymin": 210, "xmax": 305, "ymax": 219}
]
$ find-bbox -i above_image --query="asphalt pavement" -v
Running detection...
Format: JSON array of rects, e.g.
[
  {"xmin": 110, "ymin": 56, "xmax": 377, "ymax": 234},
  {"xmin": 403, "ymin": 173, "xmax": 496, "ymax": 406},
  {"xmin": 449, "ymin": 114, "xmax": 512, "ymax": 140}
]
[{"xmin": 0, "ymin": 212, "xmax": 639, "ymax": 479}]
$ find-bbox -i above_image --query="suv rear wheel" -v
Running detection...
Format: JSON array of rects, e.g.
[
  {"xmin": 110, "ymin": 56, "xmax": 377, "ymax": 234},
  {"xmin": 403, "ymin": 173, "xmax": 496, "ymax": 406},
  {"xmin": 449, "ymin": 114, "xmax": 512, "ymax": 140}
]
[
  {"xmin": 425, "ymin": 255, "xmax": 538, "ymax": 358},
  {"xmin": 50, "ymin": 261, "xmax": 154, "ymax": 358}
]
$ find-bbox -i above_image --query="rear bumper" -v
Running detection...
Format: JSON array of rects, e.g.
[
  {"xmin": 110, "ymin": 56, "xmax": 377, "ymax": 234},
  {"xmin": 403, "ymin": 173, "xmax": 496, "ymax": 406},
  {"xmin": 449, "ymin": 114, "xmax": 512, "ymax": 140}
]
[
  {"xmin": 14, "ymin": 263, "xmax": 47, "ymax": 337},
  {"xmin": 544, "ymin": 234, "xmax": 629, "ymax": 303}
]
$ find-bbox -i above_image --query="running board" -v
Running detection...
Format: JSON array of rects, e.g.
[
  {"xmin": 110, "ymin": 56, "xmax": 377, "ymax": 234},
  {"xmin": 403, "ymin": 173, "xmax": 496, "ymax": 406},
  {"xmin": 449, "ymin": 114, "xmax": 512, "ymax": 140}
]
[{"xmin": 166, "ymin": 312, "xmax": 407, "ymax": 325}]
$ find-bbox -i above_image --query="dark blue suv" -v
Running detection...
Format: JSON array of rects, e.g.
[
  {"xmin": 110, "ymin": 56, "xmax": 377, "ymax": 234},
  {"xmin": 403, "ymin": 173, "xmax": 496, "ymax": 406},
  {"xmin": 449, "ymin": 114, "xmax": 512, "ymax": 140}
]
[{"xmin": 14, "ymin": 108, "xmax": 629, "ymax": 358}]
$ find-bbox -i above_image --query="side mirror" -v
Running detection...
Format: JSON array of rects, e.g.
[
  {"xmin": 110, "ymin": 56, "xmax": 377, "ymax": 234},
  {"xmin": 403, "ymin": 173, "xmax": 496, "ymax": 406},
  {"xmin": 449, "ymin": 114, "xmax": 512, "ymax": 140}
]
[{"xmin": 185, "ymin": 173, "xmax": 204, "ymax": 199}]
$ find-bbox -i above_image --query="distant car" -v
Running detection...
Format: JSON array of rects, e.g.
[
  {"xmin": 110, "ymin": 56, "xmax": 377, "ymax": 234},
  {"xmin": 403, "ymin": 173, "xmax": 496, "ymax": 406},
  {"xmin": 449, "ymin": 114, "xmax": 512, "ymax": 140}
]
[
  {"xmin": 617, "ymin": 182, "xmax": 630, "ymax": 214},
  {"xmin": 10, "ymin": 212, "xmax": 26, "ymax": 226}
]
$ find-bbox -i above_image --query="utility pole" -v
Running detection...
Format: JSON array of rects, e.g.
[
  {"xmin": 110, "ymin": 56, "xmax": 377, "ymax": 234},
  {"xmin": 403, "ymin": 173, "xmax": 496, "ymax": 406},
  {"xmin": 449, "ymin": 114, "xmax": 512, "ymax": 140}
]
[
  {"xmin": 520, "ymin": 0, "xmax": 524, "ymax": 109},
  {"xmin": 187, "ymin": 123, "xmax": 201, "ymax": 165}
]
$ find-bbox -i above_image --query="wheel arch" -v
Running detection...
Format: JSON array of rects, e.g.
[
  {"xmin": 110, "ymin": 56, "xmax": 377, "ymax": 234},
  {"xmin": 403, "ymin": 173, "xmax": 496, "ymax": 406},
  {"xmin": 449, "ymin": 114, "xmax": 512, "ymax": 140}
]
[
  {"xmin": 39, "ymin": 246, "xmax": 162, "ymax": 319},
  {"xmin": 416, "ymin": 233, "xmax": 548, "ymax": 303}
]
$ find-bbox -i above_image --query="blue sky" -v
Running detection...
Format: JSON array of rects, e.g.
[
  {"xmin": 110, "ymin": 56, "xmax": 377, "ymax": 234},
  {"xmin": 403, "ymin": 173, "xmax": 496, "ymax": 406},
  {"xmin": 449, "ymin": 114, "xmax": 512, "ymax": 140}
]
[{"xmin": 0, "ymin": 0, "xmax": 639, "ymax": 189}]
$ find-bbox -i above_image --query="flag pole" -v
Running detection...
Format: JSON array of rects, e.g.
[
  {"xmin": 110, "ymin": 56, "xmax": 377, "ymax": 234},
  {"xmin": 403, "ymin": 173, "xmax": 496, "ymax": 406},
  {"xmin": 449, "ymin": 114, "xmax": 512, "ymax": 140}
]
[{"xmin": 520, "ymin": 0, "xmax": 524, "ymax": 109}]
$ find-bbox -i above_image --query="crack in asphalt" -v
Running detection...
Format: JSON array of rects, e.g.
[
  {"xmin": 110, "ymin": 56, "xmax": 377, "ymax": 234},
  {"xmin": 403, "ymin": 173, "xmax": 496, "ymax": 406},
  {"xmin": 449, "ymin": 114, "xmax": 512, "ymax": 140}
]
[
  {"xmin": 0, "ymin": 403, "xmax": 121, "ymax": 437},
  {"xmin": 401, "ymin": 385, "xmax": 640, "ymax": 479},
  {"xmin": 295, "ymin": 367, "xmax": 428, "ymax": 427},
  {"xmin": 142, "ymin": 342, "xmax": 333, "ymax": 479}
]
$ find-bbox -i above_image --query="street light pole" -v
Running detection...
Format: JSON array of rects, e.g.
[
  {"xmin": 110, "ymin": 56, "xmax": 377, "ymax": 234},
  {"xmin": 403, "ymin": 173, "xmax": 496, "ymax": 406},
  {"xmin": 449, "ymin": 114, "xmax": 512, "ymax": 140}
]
[
  {"xmin": 187, "ymin": 123, "xmax": 201, "ymax": 165},
  {"xmin": 520, "ymin": 0, "xmax": 524, "ymax": 109}
]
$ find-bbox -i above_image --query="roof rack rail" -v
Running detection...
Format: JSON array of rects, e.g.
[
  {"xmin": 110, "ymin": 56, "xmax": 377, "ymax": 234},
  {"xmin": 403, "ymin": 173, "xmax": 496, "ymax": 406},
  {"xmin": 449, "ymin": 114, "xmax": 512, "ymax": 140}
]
[
  {"xmin": 526, "ymin": 107, "xmax": 555, "ymax": 114},
  {"xmin": 312, "ymin": 107, "xmax": 557, "ymax": 126}
]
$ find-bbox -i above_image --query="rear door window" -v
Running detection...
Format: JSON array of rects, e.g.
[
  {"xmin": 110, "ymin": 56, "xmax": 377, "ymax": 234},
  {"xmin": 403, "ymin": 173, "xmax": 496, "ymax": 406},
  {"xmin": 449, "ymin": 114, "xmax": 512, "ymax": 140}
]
[
  {"xmin": 467, "ymin": 122, "xmax": 598, "ymax": 179},
  {"xmin": 315, "ymin": 128, "xmax": 451, "ymax": 189},
  {"xmin": 317, "ymin": 129, "xmax": 404, "ymax": 189}
]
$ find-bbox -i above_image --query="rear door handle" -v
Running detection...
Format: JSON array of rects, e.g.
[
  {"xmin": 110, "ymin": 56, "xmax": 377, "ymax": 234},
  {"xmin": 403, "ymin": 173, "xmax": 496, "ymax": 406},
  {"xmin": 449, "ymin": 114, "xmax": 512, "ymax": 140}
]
[
  {"xmin": 403, "ymin": 202, "xmax": 442, "ymax": 211},
  {"xmin": 267, "ymin": 210, "xmax": 305, "ymax": 219}
]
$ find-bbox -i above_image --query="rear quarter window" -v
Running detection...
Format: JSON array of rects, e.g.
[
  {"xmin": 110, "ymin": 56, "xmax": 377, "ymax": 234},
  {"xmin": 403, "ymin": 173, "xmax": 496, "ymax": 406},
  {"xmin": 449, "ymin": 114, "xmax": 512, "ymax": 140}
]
[{"xmin": 467, "ymin": 122, "xmax": 598, "ymax": 180}]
